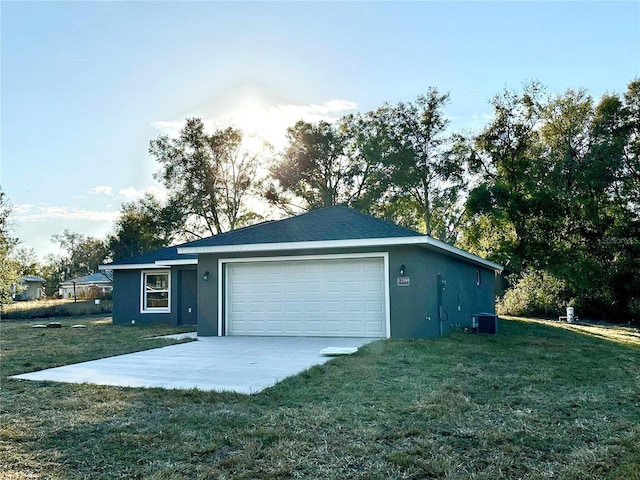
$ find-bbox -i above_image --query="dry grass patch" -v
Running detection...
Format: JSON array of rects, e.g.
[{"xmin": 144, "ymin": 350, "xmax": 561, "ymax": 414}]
[
  {"xmin": 2, "ymin": 299, "xmax": 113, "ymax": 319},
  {"xmin": 501, "ymin": 315, "xmax": 640, "ymax": 347}
]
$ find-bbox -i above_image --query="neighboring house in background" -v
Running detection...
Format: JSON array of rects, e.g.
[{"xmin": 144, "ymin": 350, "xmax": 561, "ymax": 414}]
[
  {"xmin": 13, "ymin": 276, "xmax": 46, "ymax": 301},
  {"xmin": 59, "ymin": 272, "xmax": 113, "ymax": 299},
  {"xmin": 101, "ymin": 206, "xmax": 503, "ymax": 339}
]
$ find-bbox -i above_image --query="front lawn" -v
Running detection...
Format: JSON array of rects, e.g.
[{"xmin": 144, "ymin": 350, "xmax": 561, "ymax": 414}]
[{"xmin": 1, "ymin": 317, "xmax": 639, "ymax": 479}]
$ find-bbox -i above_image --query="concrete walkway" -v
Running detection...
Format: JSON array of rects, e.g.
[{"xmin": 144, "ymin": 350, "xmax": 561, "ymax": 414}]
[{"xmin": 10, "ymin": 336, "xmax": 376, "ymax": 394}]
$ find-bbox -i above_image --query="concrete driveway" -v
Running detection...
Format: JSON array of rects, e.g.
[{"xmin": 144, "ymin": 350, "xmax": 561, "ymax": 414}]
[{"xmin": 10, "ymin": 336, "xmax": 376, "ymax": 394}]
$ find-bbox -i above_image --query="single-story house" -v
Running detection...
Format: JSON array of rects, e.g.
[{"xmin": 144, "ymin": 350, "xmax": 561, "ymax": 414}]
[
  {"xmin": 100, "ymin": 206, "xmax": 502, "ymax": 339},
  {"xmin": 59, "ymin": 272, "xmax": 113, "ymax": 299},
  {"xmin": 13, "ymin": 276, "xmax": 46, "ymax": 301}
]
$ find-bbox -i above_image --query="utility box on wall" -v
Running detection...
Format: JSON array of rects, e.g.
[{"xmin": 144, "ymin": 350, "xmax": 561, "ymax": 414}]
[{"xmin": 472, "ymin": 313, "xmax": 498, "ymax": 334}]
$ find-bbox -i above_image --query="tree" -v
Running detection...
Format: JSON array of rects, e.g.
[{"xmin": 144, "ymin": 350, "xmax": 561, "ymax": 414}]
[
  {"xmin": 51, "ymin": 230, "xmax": 109, "ymax": 279},
  {"xmin": 373, "ymin": 89, "xmax": 467, "ymax": 241},
  {"xmin": 462, "ymin": 80, "xmax": 640, "ymax": 320},
  {"xmin": 40, "ymin": 255, "xmax": 67, "ymax": 298},
  {"xmin": 267, "ymin": 89, "xmax": 467, "ymax": 243},
  {"xmin": 10, "ymin": 246, "xmax": 39, "ymax": 276},
  {"xmin": 38, "ymin": 231, "xmax": 108, "ymax": 297},
  {"xmin": 621, "ymin": 79, "xmax": 640, "ymax": 214},
  {"xmin": 0, "ymin": 188, "xmax": 22, "ymax": 306},
  {"xmin": 267, "ymin": 119, "xmax": 382, "ymax": 213},
  {"xmin": 108, "ymin": 193, "xmax": 186, "ymax": 261},
  {"xmin": 150, "ymin": 118, "xmax": 262, "ymax": 236},
  {"xmin": 461, "ymin": 81, "xmax": 547, "ymax": 272}
]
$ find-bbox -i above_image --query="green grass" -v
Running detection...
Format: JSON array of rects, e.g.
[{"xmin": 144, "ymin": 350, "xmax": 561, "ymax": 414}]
[{"xmin": 1, "ymin": 316, "xmax": 639, "ymax": 479}]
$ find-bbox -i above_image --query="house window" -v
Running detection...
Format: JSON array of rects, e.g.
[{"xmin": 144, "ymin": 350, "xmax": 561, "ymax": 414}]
[
  {"xmin": 141, "ymin": 271, "xmax": 170, "ymax": 313},
  {"xmin": 476, "ymin": 269, "xmax": 482, "ymax": 287}
]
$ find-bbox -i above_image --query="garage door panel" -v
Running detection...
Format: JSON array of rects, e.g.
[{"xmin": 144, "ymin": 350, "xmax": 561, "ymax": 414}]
[
  {"xmin": 226, "ymin": 257, "xmax": 386, "ymax": 337},
  {"xmin": 305, "ymin": 302, "xmax": 322, "ymax": 313},
  {"xmin": 267, "ymin": 301, "xmax": 283, "ymax": 313},
  {"xmin": 344, "ymin": 281, "xmax": 362, "ymax": 293},
  {"xmin": 286, "ymin": 301, "xmax": 302, "ymax": 313},
  {"xmin": 326, "ymin": 301, "xmax": 341, "ymax": 313},
  {"xmin": 285, "ymin": 283, "xmax": 303, "ymax": 294},
  {"xmin": 366, "ymin": 301, "xmax": 383, "ymax": 312},
  {"xmin": 305, "ymin": 282, "xmax": 322, "ymax": 293},
  {"xmin": 343, "ymin": 262, "xmax": 363, "ymax": 273}
]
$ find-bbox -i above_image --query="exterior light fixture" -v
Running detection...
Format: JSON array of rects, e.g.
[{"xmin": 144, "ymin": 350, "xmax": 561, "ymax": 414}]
[
  {"xmin": 203, "ymin": 271, "xmax": 210, "ymax": 281},
  {"xmin": 399, "ymin": 265, "xmax": 406, "ymax": 276}
]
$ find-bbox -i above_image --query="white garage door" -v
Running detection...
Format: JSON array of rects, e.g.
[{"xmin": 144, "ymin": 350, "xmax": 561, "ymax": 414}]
[{"xmin": 225, "ymin": 257, "xmax": 386, "ymax": 337}]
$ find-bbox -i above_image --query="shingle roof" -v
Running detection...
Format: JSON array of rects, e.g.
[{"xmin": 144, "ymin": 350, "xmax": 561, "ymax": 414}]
[
  {"xmin": 184, "ymin": 206, "xmax": 423, "ymax": 248},
  {"xmin": 23, "ymin": 276, "xmax": 45, "ymax": 283},
  {"xmin": 103, "ymin": 206, "xmax": 502, "ymax": 271},
  {"xmin": 60, "ymin": 272, "xmax": 113, "ymax": 285},
  {"xmin": 106, "ymin": 244, "xmax": 197, "ymax": 267},
  {"xmin": 104, "ymin": 206, "xmax": 421, "ymax": 267}
]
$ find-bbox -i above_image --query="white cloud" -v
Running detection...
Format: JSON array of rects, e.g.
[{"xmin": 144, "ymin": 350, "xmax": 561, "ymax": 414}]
[
  {"xmin": 12, "ymin": 204, "xmax": 119, "ymax": 222},
  {"xmin": 118, "ymin": 187, "xmax": 142, "ymax": 198},
  {"xmin": 150, "ymin": 120, "xmax": 184, "ymax": 137},
  {"xmin": 118, "ymin": 185, "xmax": 168, "ymax": 201},
  {"xmin": 88, "ymin": 185, "xmax": 113, "ymax": 196},
  {"xmin": 152, "ymin": 98, "xmax": 359, "ymax": 150}
]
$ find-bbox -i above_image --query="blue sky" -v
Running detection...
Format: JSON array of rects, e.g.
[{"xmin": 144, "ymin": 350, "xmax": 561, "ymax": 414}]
[{"xmin": 2, "ymin": 1, "xmax": 639, "ymax": 259}]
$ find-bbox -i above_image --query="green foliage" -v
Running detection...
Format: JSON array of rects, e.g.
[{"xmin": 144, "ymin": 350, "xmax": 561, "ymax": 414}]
[
  {"xmin": 376, "ymin": 89, "xmax": 466, "ymax": 240},
  {"xmin": 268, "ymin": 89, "xmax": 467, "ymax": 243},
  {"xmin": 38, "ymin": 230, "xmax": 110, "ymax": 297},
  {"xmin": 150, "ymin": 118, "xmax": 263, "ymax": 235},
  {"xmin": 108, "ymin": 193, "xmax": 186, "ymax": 261},
  {"xmin": 51, "ymin": 230, "xmax": 109, "ymax": 277},
  {"xmin": 463, "ymin": 79, "xmax": 640, "ymax": 321},
  {"xmin": 10, "ymin": 246, "xmax": 39, "ymax": 276},
  {"xmin": 267, "ymin": 118, "xmax": 385, "ymax": 214},
  {"xmin": 0, "ymin": 188, "xmax": 24, "ymax": 306},
  {"xmin": 497, "ymin": 269, "xmax": 569, "ymax": 317}
]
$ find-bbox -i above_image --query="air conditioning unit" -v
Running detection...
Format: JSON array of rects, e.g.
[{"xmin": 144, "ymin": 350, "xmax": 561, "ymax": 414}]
[{"xmin": 472, "ymin": 313, "xmax": 498, "ymax": 334}]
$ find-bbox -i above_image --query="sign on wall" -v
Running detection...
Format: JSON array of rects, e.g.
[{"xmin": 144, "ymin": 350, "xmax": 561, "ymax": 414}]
[{"xmin": 396, "ymin": 276, "xmax": 410, "ymax": 287}]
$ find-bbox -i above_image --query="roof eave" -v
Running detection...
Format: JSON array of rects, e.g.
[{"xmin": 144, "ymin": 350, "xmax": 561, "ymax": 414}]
[
  {"xmin": 99, "ymin": 258, "xmax": 198, "ymax": 270},
  {"xmin": 418, "ymin": 237, "xmax": 503, "ymax": 271},
  {"xmin": 156, "ymin": 259, "xmax": 198, "ymax": 266},
  {"xmin": 178, "ymin": 236, "xmax": 503, "ymax": 271},
  {"xmin": 100, "ymin": 263, "xmax": 171, "ymax": 271}
]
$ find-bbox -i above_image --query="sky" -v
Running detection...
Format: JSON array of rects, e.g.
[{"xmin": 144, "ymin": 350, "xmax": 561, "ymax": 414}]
[{"xmin": 2, "ymin": 1, "xmax": 639, "ymax": 260}]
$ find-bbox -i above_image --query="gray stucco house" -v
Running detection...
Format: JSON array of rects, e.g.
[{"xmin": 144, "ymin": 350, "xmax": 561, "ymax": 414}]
[
  {"xmin": 13, "ymin": 276, "xmax": 46, "ymax": 301},
  {"xmin": 59, "ymin": 272, "xmax": 113, "ymax": 299},
  {"xmin": 101, "ymin": 206, "xmax": 502, "ymax": 338}
]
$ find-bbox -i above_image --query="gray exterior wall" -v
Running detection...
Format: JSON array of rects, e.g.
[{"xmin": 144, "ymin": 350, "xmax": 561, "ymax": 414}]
[
  {"xmin": 14, "ymin": 281, "xmax": 44, "ymax": 301},
  {"xmin": 112, "ymin": 266, "xmax": 197, "ymax": 326},
  {"xmin": 195, "ymin": 246, "xmax": 496, "ymax": 339},
  {"xmin": 387, "ymin": 246, "xmax": 495, "ymax": 338}
]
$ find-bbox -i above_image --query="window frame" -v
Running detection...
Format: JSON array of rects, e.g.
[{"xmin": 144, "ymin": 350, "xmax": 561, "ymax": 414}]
[{"xmin": 140, "ymin": 270, "xmax": 171, "ymax": 313}]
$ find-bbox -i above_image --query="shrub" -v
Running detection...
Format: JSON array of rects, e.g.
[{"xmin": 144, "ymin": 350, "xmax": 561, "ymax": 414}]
[{"xmin": 497, "ymin": 269, "xmax": 569, "ymax": 317}]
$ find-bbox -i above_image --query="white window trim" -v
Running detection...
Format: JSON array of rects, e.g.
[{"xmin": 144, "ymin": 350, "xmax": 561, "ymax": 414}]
[
  {"xmin": 217, "ymin": 252, "xmax": 390, "ymax": 338},
  {"xmin": 140, "ymin": 270, "xmax": 171, "ymax": 314}
]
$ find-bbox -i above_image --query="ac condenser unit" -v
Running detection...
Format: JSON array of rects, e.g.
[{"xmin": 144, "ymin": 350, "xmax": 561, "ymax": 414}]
[{"xmin": 472, "ymin": 313, "xmax": 498, "ymax": 334}]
